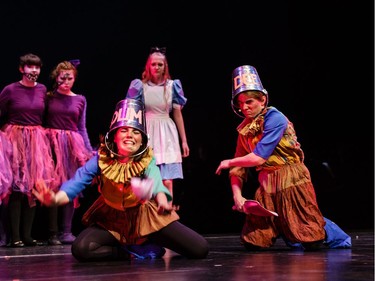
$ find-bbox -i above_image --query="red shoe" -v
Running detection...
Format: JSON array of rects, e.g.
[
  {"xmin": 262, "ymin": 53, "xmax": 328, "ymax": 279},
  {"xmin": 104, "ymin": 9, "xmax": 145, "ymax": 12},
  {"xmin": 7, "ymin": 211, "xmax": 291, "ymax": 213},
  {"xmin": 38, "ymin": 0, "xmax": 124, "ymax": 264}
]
[{"xmin": 233, "ymin": 200, "xmax": 278, "ymax": 217}]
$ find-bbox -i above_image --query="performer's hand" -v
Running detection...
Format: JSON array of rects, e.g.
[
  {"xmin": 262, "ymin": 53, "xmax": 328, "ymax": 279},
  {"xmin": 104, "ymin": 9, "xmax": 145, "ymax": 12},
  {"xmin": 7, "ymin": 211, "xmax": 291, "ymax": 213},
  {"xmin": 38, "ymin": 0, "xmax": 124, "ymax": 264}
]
[
  {"xmin": 215, "ymin": 159, "xmax": 231, "ymax": 175},
  {"xmin": 157, "ymin": 204, "xmax": 179, "ymax": 215},
  {"xmin": 155, "ymin": 192, "xmax": 178, "ymax": 214},
  {"xmin": 181, "ymin": 142, "xmax": 189, "ymax": 157},
  {"xmin": 131, "ymin": 177, "xmax": 153, "ymax": 201},
  {"xmin": 32, "ymin": 179, "xmax": 56, "ymax": 206},
  {"xmin": 233, "ymin": 196, "xmax": 247, "ymax": 212}
]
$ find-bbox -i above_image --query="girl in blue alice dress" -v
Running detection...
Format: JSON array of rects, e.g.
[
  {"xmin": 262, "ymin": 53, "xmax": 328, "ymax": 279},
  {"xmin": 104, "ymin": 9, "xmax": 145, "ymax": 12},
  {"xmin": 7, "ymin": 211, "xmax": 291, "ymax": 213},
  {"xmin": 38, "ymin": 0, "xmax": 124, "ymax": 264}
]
[{"xmin": 126, "ymin": 47, "xmax": 189, "ymax": 207}]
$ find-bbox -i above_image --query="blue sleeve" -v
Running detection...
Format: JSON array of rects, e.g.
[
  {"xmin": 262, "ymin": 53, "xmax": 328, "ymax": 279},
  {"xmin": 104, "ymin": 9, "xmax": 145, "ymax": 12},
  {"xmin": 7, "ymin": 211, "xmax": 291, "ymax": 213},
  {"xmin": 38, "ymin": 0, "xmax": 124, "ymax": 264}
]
[
  {"xmin": 60, "ymin": 154, "xmax": 100, "ymax": 201},
  {"xmin": 126, "ymin": 79, "xmax": 144, "ymax": 103},
  {"xmin": 144, "ymin": 157, "xmax": 172, "ymax": 201},
  {"xmin": 253, "ymin": 108, "xmax": 288, "ymax": 159},
  {"xmin": 77, "ymin": 96, "xmax": 93, "ymax": 151},
  {"xmin": 172, "ymin": 79, "xmax": 187, "ymax": 106}
]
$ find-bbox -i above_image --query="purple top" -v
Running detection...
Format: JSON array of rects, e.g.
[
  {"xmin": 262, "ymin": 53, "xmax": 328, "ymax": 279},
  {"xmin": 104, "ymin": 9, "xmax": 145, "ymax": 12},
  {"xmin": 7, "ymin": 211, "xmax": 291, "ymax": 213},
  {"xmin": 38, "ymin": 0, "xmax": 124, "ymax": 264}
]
[
  {"xmin": 44, "ymin": 93, "xmax": 92, "ymax": 151},
  {"xmin": 0, "ymin": 82, "xmax": 47, "ymax": 126}
]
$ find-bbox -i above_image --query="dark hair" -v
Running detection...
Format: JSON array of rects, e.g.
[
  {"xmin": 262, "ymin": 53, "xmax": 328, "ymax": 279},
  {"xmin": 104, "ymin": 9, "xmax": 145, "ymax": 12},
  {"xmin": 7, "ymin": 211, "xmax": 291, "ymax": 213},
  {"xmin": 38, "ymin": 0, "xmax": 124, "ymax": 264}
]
[
  {"xmin": 19, "ymin": 53, "xmax": 42, "ymax": 68},
  {"xmin": 101, "ymin": 128, "xmax": 149, "ymax": 162}
]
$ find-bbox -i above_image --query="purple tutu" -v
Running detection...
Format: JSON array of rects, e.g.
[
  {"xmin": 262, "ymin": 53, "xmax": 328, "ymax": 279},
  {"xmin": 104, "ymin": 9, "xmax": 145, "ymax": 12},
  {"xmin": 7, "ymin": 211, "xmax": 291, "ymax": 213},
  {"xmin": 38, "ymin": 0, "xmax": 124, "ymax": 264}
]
[
  {"xmin": 46, "ymin": 128, "xmax": 93, "ymax": 191},
  {"xmin": 0, "ymin": 131, "xmax": 13, "ymax": 204},
  {"xmin": 3, "ymin": 124, "xmax": 55, "ymax": 197}
]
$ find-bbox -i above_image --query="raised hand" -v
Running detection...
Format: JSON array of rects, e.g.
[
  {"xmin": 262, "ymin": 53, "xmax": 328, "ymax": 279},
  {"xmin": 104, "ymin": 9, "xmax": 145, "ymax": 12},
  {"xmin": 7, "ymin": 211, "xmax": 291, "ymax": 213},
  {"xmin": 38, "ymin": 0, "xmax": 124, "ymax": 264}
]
[
  {"xmin": 32, "ymin": 179, "xmax": 56, "ymax": 206},
  {"xmin": 131, "ymin": 177, "xmax": 153, "ymax": 201}
]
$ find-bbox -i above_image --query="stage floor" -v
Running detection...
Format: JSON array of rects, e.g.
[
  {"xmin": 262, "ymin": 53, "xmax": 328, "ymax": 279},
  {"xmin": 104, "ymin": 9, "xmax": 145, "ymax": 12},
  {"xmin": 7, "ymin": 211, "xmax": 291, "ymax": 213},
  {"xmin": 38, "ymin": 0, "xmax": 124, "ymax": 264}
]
[{"xmin": 0, "ymin": 230, "xmax": 373, "ymax": 281}]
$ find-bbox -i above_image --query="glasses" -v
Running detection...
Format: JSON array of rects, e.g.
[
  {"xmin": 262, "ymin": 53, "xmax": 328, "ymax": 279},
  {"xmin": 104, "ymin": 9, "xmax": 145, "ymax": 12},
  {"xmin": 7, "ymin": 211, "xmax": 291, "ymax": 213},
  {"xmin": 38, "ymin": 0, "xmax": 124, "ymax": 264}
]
[{"xmin": 150, "ymin": 47, "xmax": 166, "ymax": 55}]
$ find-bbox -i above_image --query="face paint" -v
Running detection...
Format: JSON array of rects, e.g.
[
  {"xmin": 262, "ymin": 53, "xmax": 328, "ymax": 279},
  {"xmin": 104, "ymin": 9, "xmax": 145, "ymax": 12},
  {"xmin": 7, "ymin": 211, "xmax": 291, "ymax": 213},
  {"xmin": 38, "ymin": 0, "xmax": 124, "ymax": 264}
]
[
  {"xmin": 24, "ymin": 73, "xmax": 39, "ymax": 81},
  {"xmin": 23, "ymin": 65, "xmax": 40, "ymax": 82},
  {"xmin": 57, "ymin": 73, "xmax": 73, "ymax": 85}
]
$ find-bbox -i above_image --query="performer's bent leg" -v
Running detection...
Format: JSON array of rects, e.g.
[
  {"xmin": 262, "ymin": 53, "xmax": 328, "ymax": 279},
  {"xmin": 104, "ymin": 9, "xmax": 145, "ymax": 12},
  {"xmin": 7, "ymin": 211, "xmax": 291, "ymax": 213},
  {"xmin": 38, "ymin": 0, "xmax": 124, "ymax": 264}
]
[
  {"xmin": 149, "ymin": 221, "xmax": 209, "ymax": 259},
  {"xmin": 71, "ymin": 226, "xmax": 129, "ymax": 262}
]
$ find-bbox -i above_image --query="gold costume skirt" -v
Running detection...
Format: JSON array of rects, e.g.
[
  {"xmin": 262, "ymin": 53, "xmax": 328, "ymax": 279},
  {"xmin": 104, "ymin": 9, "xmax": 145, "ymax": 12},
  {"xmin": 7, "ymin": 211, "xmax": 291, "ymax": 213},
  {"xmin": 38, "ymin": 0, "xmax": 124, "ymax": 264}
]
[
  {"xmin": 82, "ymin": 195, "xmax": 180, "ymax": 245},
  {"xmin": 241, "ymin": 162, "xmax": 326, "ymax": 247}
]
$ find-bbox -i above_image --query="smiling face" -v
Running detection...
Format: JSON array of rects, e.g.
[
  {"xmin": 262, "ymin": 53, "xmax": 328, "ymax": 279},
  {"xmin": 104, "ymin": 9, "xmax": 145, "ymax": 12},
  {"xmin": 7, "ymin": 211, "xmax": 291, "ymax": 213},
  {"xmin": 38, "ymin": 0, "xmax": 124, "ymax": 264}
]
[{"xmin": 113, "ymin": 126, "xmax": 143, "ymax": 160}]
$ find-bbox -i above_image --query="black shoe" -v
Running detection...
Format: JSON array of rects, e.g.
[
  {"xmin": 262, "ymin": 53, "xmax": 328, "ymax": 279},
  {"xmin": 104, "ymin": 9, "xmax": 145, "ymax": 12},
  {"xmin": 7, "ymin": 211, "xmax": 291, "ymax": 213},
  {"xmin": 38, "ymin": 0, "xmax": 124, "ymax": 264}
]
[
  {"xmin": 24, "ymin": 238, "xmax": 42, "ymax": 246},
  {"xmin": 48, "ymin": 235, "xmax": 62, "ymax": 246},
  {"xmin": 10, "ymin": 240, "xmax": 25, "ymax": 247}
]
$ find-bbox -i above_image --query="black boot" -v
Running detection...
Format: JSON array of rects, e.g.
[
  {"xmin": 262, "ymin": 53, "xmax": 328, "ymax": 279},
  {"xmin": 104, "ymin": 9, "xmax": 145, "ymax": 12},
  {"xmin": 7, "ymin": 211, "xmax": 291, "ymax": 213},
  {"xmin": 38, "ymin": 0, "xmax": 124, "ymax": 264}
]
[{"xmin": 48, "ymin": 234, "xmax": 62, "ymax": 246}]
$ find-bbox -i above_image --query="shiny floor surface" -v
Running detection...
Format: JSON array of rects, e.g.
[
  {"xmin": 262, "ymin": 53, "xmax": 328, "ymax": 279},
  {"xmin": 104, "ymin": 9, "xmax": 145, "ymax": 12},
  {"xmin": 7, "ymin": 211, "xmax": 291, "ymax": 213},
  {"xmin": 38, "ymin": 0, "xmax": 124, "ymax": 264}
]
[{"xmin": 0, "ymin": 231, "xmax": 373, "ymax": 281}]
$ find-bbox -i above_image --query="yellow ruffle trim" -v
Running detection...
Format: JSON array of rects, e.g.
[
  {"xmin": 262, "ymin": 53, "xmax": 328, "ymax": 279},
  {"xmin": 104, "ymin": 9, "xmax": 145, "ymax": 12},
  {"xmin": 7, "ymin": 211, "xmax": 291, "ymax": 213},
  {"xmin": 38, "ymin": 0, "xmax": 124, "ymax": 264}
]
[
  {"xmin": 238, "ymin": 107, "xmax": 269, "ymax": 136},
  {"xmin": 98, "ymin": 148, "xmax": 153, "ymax": 184}
]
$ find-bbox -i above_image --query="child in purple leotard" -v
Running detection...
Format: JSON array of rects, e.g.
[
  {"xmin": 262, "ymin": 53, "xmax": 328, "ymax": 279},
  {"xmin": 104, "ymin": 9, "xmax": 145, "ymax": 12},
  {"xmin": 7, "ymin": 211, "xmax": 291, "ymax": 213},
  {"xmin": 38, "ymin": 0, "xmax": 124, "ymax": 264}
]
[
  {"xmin": 0, "ymin": 53, "xmax": 54, "ymax": 247},
  {"xmin": 44, "ymin": 60, "xmax": 94, "ymax": 245}
]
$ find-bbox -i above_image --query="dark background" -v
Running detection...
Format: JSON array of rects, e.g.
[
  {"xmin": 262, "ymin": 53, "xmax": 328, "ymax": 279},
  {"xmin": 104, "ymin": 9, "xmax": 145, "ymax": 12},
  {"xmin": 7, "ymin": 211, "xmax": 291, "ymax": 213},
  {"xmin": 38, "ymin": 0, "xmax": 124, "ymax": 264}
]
[{"xmin": 0, "ymin": 1, "xmax": 373, "ymax": 235}]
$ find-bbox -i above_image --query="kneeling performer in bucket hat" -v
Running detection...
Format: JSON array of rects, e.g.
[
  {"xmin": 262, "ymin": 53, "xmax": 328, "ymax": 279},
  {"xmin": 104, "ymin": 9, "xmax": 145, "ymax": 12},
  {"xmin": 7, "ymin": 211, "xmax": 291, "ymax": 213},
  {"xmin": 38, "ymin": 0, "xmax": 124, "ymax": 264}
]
[
  {"xmin": 216, "ymin": 65, "xmax": 351, "ymax": 251},
  {"xmin": 33, "ymin": 98, "xmax": 209, "ymax": 261}
]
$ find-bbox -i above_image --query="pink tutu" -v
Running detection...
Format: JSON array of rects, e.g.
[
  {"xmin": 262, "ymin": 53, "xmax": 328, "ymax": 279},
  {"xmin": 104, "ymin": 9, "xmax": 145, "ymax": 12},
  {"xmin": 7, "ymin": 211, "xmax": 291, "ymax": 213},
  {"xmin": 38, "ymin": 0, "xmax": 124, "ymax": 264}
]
[
  {"xmin": 46, "ymin": 128, "xmax": 93, "ymax": 192},
  {"xmin": 3, "ymin": 124, "xmax": 55, "ymax": 196},
  {"xmin": 0, "ymin": 131, "xmax": 13, "ymax": 204}
]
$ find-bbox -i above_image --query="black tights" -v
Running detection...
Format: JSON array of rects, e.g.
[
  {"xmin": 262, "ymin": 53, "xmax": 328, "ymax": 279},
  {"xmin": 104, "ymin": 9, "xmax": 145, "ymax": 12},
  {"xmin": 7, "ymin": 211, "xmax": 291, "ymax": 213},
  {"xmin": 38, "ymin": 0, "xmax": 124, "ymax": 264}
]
[
  {"xmin": 148, "ymin": 221, "xmax": 209, "ymax": 258},
  {"xmin": 71, "ymin": 221, "xmax": 209, "ymax": 262},
  {"xmin": 8, "ymin": 192, "xmax": 36, "ymax": 243},
  {"xmin": 60, "ymin": 202, "xmax": 75, "ymax": 233},
  {"xmin": 48, "ymin": 202, "xmax": 75, "ymax": 236}
]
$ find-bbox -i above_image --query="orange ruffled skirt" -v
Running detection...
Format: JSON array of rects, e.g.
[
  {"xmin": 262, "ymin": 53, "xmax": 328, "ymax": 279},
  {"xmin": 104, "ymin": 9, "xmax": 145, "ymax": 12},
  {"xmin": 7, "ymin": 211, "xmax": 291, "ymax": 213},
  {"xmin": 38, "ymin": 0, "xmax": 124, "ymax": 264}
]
[
  {"xmin": 82, "ymin": 195, "xmax": 180, "ymax": 245},
  {"xmin": 241, "ymin": 162, "xmax": 326, "ymax": 247}
]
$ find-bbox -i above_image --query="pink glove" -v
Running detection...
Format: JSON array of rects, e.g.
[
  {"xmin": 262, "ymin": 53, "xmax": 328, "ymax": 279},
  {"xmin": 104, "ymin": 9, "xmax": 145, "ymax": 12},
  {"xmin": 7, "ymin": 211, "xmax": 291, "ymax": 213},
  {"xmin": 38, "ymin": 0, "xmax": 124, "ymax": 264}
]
[{"xmin": 131, "ymin": 177, "xmax": 154, "ymax": 201}]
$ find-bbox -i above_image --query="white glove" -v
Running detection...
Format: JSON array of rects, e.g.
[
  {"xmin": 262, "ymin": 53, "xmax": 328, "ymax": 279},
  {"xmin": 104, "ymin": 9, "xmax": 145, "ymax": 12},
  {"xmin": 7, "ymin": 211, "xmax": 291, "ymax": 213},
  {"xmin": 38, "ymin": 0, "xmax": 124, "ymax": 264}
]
[{"xmin": 131, "ymin": 177, "xmax": 154, "ymax": 201}]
